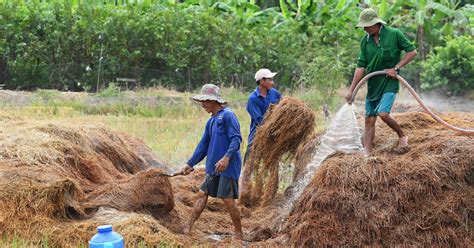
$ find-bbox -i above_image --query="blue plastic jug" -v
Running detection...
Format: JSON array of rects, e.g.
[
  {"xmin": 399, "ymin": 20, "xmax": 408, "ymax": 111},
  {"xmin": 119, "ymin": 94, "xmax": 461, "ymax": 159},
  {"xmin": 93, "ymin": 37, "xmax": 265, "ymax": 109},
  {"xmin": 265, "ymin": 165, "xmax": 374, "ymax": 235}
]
[{"xmin": 89, "ymin": 225, "xmax": 124, "ymax": 248}]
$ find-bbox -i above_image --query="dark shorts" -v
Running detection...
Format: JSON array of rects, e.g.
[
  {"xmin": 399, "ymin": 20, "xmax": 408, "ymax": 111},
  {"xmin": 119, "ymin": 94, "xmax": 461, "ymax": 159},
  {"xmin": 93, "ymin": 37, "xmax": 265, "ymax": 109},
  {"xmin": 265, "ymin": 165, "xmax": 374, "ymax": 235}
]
[
  {"xmin": 365, "ymin": 92, "xmax": 397, "ymax": 117},
  {"xmin": 200, "ymin": 174, "xmax": 239, "ymax": 199}
]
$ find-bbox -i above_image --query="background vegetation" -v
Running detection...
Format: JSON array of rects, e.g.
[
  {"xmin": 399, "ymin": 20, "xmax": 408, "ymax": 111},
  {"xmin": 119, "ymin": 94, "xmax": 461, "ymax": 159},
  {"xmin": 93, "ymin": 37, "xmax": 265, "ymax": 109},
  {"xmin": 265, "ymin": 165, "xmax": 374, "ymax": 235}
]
[{"xmin": 0, "ymin": 0, "xmax": 472, "ymax": 95}]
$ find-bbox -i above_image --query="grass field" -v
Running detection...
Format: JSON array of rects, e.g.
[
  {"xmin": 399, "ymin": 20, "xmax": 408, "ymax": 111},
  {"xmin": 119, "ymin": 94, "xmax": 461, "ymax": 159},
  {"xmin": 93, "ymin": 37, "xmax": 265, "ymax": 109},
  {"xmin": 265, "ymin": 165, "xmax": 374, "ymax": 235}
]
[{"xmin": 0, "ymin": 86, "xmax": 337, "ymax": 170}]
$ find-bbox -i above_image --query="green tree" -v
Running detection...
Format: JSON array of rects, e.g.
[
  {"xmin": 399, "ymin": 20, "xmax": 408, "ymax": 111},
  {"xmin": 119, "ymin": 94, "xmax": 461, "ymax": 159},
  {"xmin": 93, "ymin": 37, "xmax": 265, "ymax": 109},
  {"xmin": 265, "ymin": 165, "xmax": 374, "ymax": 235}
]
[{"xmin": 420, "ymin": 36, "xmax": 473, "ymax": 96}]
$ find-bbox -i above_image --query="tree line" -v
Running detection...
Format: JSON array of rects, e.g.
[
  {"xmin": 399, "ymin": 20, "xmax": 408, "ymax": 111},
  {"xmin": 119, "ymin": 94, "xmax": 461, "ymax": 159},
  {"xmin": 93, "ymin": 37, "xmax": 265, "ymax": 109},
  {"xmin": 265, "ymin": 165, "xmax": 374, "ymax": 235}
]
[{"xmin": 0, "ymin": 0, "xmax": 472, "ymax": 95}]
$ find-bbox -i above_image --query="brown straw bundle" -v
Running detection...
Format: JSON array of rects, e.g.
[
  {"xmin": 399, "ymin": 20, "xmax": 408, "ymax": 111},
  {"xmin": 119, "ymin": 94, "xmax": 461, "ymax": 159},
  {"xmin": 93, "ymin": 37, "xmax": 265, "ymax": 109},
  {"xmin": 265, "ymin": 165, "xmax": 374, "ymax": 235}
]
[{"xmin": 240, "ymin": 97, "xmax": 315, "ymax": 207}]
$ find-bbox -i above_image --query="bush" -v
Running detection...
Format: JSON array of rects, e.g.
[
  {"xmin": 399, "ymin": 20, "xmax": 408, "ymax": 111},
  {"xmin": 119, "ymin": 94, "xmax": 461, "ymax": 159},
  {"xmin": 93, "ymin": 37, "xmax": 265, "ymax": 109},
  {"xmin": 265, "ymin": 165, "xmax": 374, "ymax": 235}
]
[
  {"xmin": 420, "ymin": 36, "xmax": 474, "ymax": 96},
  {"xmin": 0, "ymin": 2, "xmax": 308, "ymax": 91},
  {"xmin": 97, "ymin": 82, "xmax": 122, "ymax": 97},
  {"xmin": 295, "ymin": 28, "xmax": 359, "ymax": 103}
]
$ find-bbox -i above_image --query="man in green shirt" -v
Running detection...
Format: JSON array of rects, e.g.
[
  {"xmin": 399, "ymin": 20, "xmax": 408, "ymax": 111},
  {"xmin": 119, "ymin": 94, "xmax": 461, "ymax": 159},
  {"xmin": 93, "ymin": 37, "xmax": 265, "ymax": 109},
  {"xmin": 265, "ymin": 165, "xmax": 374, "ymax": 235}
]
[{"xmin": 345, "ymin": 9, "xmax": 417, "ymax": 156}]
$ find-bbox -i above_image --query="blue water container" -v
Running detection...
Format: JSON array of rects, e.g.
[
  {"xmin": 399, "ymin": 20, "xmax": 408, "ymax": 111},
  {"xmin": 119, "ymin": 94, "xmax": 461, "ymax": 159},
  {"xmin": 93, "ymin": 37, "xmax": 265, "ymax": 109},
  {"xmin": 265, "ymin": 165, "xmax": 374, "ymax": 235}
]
[{"xmin": 89, "ymin": 225, "xmax": 124, "ymax": 248}]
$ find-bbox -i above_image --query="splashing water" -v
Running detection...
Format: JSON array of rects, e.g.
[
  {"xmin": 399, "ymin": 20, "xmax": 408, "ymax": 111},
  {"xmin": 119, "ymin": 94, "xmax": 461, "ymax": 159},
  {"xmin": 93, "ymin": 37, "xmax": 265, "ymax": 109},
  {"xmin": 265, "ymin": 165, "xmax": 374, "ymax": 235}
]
[{"xmin": 277, "ymin": 103, "xmax": 363, "ymax": 229}]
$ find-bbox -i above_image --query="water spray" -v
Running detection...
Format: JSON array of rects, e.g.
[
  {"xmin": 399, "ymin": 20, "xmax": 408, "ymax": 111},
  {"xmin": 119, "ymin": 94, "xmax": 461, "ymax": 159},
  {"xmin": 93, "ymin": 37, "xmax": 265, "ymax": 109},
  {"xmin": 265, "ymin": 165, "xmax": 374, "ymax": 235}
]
[{"xmin": 276, "ymin": 103, "xmax": 364, "ymax": 230}]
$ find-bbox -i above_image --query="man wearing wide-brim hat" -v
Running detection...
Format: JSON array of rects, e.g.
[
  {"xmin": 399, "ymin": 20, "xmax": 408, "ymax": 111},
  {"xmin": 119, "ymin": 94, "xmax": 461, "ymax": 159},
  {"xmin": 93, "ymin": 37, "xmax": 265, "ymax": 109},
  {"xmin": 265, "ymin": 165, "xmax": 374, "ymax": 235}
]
[
  {"xmin": 345, "ymin": 8, "xmax": 417, "ymax": 156},
  {"xmin": 181, "ymin": 84, "xmax": 244, "ymax": 241}
]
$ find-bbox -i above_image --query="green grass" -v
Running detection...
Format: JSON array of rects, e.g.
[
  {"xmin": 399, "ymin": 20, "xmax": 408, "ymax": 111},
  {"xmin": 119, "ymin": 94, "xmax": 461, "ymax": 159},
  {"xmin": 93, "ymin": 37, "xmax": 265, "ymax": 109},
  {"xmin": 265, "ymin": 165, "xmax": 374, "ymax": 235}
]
[{"xmin": 1, "ymin": 235, "xmax": 51, "ymax": 247}]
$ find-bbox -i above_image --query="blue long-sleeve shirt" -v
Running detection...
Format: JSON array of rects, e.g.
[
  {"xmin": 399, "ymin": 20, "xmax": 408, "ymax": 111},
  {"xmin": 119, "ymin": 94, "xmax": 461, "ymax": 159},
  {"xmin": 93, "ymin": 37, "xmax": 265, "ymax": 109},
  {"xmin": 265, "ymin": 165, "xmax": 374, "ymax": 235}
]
[
  {"xmin": 246, "ymin": 87, "xmax": 281, "ymax": 145},
  {"xmin": 187, "ymin": 107, "xmax": 242, "ymax": 180}
]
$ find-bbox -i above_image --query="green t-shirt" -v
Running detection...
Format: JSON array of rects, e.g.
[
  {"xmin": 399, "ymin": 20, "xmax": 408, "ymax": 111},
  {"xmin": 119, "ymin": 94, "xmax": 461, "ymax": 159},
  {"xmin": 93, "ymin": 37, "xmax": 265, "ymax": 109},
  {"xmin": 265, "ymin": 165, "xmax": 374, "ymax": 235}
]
[{"xmin": 357, "ymin": 26, "xmax": 416, "ymax": 101}]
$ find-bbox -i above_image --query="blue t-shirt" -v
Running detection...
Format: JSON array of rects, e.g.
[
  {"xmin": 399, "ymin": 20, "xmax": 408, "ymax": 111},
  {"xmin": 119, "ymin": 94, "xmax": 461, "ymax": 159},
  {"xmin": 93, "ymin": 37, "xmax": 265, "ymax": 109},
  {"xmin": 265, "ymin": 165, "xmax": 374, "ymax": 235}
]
[
  {"xmin": 246, "ymin": 87, "xmax": 281, "ymax": 145},
  {"xmin": 187, "ymin": 107, "xmax": 242, "ymax": 180}
]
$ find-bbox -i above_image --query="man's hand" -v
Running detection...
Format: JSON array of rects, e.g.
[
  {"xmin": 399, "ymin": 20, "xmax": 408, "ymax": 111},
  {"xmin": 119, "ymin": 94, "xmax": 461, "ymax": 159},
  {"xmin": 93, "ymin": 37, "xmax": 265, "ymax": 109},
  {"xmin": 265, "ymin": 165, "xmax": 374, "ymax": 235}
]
[
  {"xmin": 215, "ymin": 156, "xmax": 230, "ymax": 173},
  {"xmin": 346, "ymin": 68, "xmax": 366, "ymax": 105},
  {"xmin": 345, "ymin": 91, "xmax": 353, "ymax": 104},
  {"xmin": 180, "ymin": 164, "xmax": 194, "ymax": 175},
  {"xmin": 385, "ymin": 68, "xmax": 398, "ymax": 79}
]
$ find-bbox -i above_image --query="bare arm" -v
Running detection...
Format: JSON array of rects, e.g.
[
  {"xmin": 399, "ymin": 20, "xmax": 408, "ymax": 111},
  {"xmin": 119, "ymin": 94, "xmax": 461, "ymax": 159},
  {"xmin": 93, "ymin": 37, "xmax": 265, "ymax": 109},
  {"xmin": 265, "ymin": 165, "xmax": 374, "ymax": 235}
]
[
  {"xmin": 345, "ymin": 67, "xmax": 366, "ymax": 103},
  {"xmin": 397, "ymin": 50, "xmax": 417, "ymax": 69},
  {"xmin": 386, "ymin": 50, "xmax": 418, "ymax": 78}
]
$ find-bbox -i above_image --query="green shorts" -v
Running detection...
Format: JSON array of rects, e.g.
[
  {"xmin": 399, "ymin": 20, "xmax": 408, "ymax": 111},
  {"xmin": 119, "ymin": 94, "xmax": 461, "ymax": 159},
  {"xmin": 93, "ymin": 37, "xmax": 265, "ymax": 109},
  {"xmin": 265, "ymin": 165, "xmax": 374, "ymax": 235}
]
[{"xmin": 200, "ymin": 174, "xmax": 239, "ymax": 199}]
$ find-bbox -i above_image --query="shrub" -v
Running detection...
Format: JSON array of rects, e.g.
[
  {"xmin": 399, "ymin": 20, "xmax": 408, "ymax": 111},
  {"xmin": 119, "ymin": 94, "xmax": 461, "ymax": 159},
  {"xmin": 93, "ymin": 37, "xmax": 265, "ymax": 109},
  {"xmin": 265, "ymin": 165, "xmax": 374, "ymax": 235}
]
[
  {"xmin": 0, "ymin": 2, "xmax": 308, "ymax": 91},
  {"xmin": 420, "ymin": 36, "xmax": 474, "ymax": 96}
]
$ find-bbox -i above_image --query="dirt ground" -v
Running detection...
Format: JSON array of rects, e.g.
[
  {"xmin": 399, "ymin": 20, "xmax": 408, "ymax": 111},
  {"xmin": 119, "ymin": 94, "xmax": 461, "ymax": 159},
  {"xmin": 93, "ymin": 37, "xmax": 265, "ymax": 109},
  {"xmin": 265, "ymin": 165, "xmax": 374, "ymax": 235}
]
[
  {"xmin": 151, "ymin": 110, "xmax": 474, "ymax": 247},
  {"xmin": 0, "ymin": 105, "xmax": 472, "ymax": 246},
  {"xmin": 131, "ymin": 110, "xmax": 474, "ymax": 247}
]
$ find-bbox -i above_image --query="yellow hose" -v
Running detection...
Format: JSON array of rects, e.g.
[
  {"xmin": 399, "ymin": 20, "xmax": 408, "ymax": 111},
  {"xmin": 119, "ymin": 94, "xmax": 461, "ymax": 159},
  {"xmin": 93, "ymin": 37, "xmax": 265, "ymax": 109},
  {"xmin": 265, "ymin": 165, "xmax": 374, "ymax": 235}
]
[{"xmin": 349, "ymin": 70, "xmax": 474, "ymax": 135}]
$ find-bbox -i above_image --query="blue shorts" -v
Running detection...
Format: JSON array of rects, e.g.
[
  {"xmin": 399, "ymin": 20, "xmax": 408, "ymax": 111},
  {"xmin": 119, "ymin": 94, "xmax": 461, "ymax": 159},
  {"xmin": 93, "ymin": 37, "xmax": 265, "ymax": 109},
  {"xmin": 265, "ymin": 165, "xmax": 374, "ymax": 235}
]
[{"xmin": 365, "ymin": 92, "xmax": 397, "ymax": 117}]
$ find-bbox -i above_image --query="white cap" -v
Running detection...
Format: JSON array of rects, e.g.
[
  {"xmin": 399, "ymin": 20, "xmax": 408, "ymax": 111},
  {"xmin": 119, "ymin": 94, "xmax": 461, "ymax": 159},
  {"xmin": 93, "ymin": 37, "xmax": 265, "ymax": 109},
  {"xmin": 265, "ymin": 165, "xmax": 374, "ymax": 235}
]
[{"xmin": 254, "ymin": 68, "xmax": 277, "ymax": 82}]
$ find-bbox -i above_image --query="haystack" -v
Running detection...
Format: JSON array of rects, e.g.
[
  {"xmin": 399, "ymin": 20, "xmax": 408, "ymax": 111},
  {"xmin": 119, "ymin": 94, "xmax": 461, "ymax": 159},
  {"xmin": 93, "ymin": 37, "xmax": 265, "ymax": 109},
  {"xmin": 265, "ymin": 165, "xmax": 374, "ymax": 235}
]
[
  {"xmin": 0, "ymin": 114, "xmax": 177, "ymax": 246},
  {"xmin": 240, "ymin": 97, "xmax": 316, "ymax": 207},
  {"xmin": 283, "ymin": 112, "xmax": 474, "ymax": 246},
  {"xmin": 83, "ymin": 168, "xmax": 175, "ymax": 217}
]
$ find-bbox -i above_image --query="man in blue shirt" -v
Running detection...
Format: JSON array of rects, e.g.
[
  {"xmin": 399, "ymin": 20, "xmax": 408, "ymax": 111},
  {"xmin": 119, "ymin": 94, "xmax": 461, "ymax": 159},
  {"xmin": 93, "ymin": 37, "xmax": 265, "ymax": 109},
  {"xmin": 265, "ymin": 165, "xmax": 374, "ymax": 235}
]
[
  {"xmin": 180, "ymin": 84, "xmax": 243, "ymax": 241},
  {"xmin": 240, "ymin": 68, "xmax": 281, "ymax": 201}
]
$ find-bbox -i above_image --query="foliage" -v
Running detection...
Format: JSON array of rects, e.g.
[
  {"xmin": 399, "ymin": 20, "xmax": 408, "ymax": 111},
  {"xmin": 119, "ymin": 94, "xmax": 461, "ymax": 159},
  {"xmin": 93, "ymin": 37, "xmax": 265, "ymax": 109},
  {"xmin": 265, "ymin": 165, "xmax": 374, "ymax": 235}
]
[
  {"xmin": 0, "ymin": 1, "xmax": 307, "ymax": 91},
  {"xmin": 292, "ymin": 19, "xmax": 360, "ymax": 101},
  {"xmin": 97, "ymin": 82, "xmax": 122, "ymax": 97},
  {"xmin": 0, "ymin": 0, "xmax": 472, "ymax": 96},
  {"xmin": 420, "ymin": 35, "xmax": 473, "ymax": 95}
]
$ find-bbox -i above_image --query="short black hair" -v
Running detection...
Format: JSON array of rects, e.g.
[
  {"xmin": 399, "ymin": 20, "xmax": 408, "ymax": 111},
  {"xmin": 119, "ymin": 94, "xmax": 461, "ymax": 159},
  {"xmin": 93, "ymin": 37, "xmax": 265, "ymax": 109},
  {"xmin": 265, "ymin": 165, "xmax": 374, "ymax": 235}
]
[{"xmin": 256, "ymin": 78, "xmax": 270, "ymax": 85}]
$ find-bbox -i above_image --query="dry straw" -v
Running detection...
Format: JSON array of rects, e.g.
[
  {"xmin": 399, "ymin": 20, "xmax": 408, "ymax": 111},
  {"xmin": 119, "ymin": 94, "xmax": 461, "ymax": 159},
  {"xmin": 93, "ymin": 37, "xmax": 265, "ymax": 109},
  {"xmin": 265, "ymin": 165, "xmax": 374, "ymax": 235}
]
[
  {"xmin": 0, "ymin": 115, "xmax": 178, "ymax": 246},
  {"xmin": 283, "ymin": 112, "xmax": 474, "ymax": 246},
  {"xmin": 240, "ymin": 97, "xmax": 315, "ymax": 207}
]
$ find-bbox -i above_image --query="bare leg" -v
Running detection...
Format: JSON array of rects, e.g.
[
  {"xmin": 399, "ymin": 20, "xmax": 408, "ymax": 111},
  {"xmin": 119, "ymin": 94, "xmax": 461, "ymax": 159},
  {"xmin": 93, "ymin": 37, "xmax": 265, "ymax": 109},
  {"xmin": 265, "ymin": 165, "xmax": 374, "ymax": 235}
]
[
  {"xmin": 183, "ymin": 191, "xmax": 208, "ymax": 234},
  {"xmin": 239, "ymin": 145, "xmax": 253, "ymax": 204},
  {"xmin": 222, "ymin": 198, "xmax": 243, "ymax": 241},
  {"xmin": 378, "ymin": 112, "xmax": 408, "ymax": 149},
  {"xmin": 364, "ymin": 116, "xmax": 377, "ymax": 156}
]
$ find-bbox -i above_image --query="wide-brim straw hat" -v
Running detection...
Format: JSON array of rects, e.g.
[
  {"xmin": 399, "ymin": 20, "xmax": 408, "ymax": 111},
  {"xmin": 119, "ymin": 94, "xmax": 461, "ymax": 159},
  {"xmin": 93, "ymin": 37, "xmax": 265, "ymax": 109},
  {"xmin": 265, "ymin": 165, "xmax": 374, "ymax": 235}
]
[
  {"xmin": 356, "ymin": 8, "xmax": 386, "ymax": 28},
  {"xmin": 191, "ymin": 84, "xmax": 227, "ymax": 104}
]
